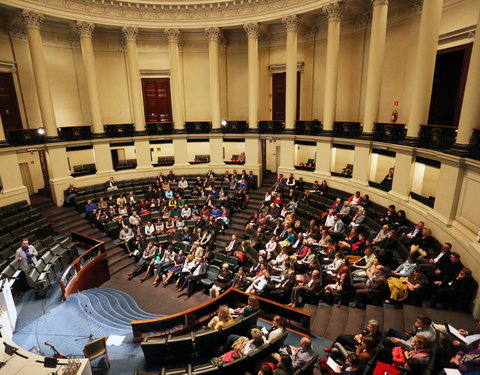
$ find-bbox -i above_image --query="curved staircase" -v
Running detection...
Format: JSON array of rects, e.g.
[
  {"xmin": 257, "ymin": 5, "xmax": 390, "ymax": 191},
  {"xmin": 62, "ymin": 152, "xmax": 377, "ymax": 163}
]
[{"xmin": 69, "ymin": 288, "xmax": 162, "ymax": 333}]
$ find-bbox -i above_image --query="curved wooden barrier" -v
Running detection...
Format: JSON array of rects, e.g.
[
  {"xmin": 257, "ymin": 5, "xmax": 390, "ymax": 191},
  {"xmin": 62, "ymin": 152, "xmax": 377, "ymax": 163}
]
[
  {"xmin": 59, "ymin": 232, "xmax": 109, "ymax": 300},
  {"xmin": 131, "ymin": 287, "xmax": 311, "ymax": 343}
]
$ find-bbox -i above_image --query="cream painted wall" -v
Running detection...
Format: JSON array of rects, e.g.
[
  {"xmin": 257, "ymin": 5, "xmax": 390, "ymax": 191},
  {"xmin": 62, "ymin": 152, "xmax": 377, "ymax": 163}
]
[
  {"xmin": 44, "ymin": 45, "xmax": 84, "ymax": 126},
  {"xmin": 370, "ymin": 153, "xmax": 395, "ymax": 182},
  {"xmin": 224, "ymin": 142, "xmax": 245, "ymax": 161},
  {"xmin": 183, "ymin": 47, "xmax": 210, "ymax": 121},
  {"xmin": 110, "ymin": 145, "xmax": 136, "ymax": 161},
  {"xmin": 150, "ymin": 142, "xmax": 174, "ymax": 163},
  {"xmin": 226, "ymin": 49, "xmax": 248, "ymax": 120},
  {"xmin": 16, "ymin": 151, "xmax": 44, "ymax": 193},
  {"xmin": 295, "ymin": 144, "xmax": 316, "ymax": 165},
  {"xmin": 187, "ymin": 141, "xmax": 210, "ymax": 161},
  {"xmin": 332, "ymin": 147, "xmax": 354, "ymax": 173},
  {"xmin": 67, "ymin": 149, "xmax": 95, "ymax": 170},
  {"xmin": 412, "ymin": 162, "xmax": 440, "ymax": 198},
  {"xmin": 95, "ymin": 49, "xmax": 131, "ymax": 124}
]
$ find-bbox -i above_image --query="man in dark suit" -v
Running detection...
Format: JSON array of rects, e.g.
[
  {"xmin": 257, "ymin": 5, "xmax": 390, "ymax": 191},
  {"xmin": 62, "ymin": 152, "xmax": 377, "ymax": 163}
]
[
  {"xmin": 288, "ymin": 270, "xmax": 321, "ymax": 308},
  {"xmin": 353, "ymin": 265, "xmax": 387, "ymax": 308},
  {"xmin": 399, "ymin": 221, "xmax": 424, "ymax": 247},
  {"xmin": 268, "ymin": 270, "xmax": 296, "ymax": 303},
  {"xmin": 105, "ymin": 176, "xmax": 117, "ymax": 191},
  {"xmin": 224, "ymin": 234, "xmax": 239, "ymax": 254},
  {"xmin": 419, "ymin": 242, "xmax": 452, "ymax": 278}
]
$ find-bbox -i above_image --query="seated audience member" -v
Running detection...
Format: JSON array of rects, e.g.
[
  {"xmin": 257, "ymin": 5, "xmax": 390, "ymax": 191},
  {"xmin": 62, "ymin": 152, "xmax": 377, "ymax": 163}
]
[
  {"xmin": 127, "ymin": 240, "xmax": 158, "ymax": 280},
  {"xmin": 443, "ymin": 341, "xmax": 480, "ymax": 374},
  {"xmin": 177, "ymin": 257, "xmax": 209, "ymax": 300},
  {"xmin": 105, "ymin": 176, "xmax": 117, "ymax": 191},
  {"xmin": 229, "ymin": 295, "xmax": 260, "ymax": 319},
  {"xmin": 329, "ymin": 214, "xmax": 347, "ymax": 242},
  {"xmin": 376, "ymin": 336, "xmax": 434, "ymax": 372},
  {"xmin": 409, "ymin": 227, "xmax": 433, "ymax": 259},
  {"xmin": 152, "ymin": 246, "xmax": 175, "ymax": 286},
  {"xmin": 206, "ymin": 305, "xmax": 234, "ymax": 330},
  {"xmin": 330, "ymin": 319, "xmax": 382, "ymax": 353},
  {"xmin": 224, "ymin": 234, "xmax": 239, "ymax": 254},
  {"xmin": 64, "ymin": 183, "xmax": 78, "ymax": 206},
  {"xmin": 331, "ymin": 335, "xmax": 377, "ymax": 368},
  {"xmin": 210, "ymin": 263, "xmax": 233, "ymax": 298},
  {"xmin": 380, "ymin": 167, "xmax": 395, "ymax": 188},
  {"xmin": 432, "ymin": 252, "xmax": 464, "ymax": 285},
  {"xmin": 350, "ymin": 247, "xmax": 376, "ymax": 275},
  {"xmin": 288, "ymin": 270, "xmax": 322, "ymax": 308},
  {"xmin": 385, "ymin": 314, "xmax": 436, "ymax": 349},
  {"xmin": 162, "ymin": 249, "xmax": 186, "ymax": 286},
  {"xmin": 371, "ymin": 225, "xmax": 389, "ymax": 247},
  {"xmin": 322, "ymin": 266, "xmax": 351, "ymax": 306},
  {"xmin": 349, "ymin": 208, "xmax": 366, "ymax": 228},
  {"xmin": 273, "ymin": 354, "xmax": 293, "ymax": 375},
  {"xmin": 419, "ymin": 242, "xmax": 452, "ymax": 277},
  {"xmin": 246, "ymin": 273, "xmax": 271, "ymax": 295},
  {"xmin": 399, "ymin": 221, "xmax": 424, "ymax": 247},
  {"xmin": 244, "ymin": 328, "xmax": 267, "ymax": 355},
  {"xmin": 385, "ymin": 268, "xmax": 428, "ymax": 305},
  {"xmin": 429, "ymin": 267, "xmax": 477, "ymax": 310},
  {"xmin": 352, "ymin": 265, "xmax": 387, "ymax": 309},
  {"xmin": 388, "ymin": 255, "xmax": 417, "ymax": 278},
  {"xmin": 119, "ymin": 225, "xmax": 134, "ymax": 254},
  {"xmin": 277, "ymin": 337, "xmax": 316, "ymax": 370},
  {"xmin": 84, "ymin": 199, "xmax": 98, "ymax": 227},
  {"xmin": 319, "ymin": 353, "xmax": 363, "ymax": 375},
  {"xmin": 379, "ymin": 204, "xmax": 398, "ymax": 226}
]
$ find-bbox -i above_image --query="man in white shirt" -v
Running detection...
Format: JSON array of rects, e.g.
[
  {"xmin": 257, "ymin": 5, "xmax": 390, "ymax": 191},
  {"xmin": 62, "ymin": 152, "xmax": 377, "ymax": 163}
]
[
  {"xmin": 119, "ymin": 225, "xmax": 134, "ymax": 253},
  {"xmin": 181, "ymin": 204, "xmax": 192, "ymax": 220},
  {"xmin": 178, "ymin": 176, "xmax": 188, "ymax": 190}
]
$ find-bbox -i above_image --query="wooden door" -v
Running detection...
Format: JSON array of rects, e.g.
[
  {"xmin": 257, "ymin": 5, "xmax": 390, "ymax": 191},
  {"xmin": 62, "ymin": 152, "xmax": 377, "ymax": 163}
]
[
  {"xmin": 141, "ymin": 78, "xmax": 173, "ymax": 123},
  {"xmin": 271, "ymin": 72, "xmax": 301, "ymax": 121},
  {"xmin": 0, "ymin": 73, "xmax": 23, "ymax": 131}
]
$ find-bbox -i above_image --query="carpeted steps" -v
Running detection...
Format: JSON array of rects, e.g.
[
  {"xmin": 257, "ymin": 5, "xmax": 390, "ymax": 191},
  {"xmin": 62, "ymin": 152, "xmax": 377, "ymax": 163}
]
[{"xmin": 30, "ymin": 195, "xmax": 135, "ymax": 277}]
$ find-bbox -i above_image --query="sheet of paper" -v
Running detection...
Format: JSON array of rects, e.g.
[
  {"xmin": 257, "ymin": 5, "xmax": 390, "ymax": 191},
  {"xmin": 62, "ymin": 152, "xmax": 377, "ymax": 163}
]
[
  {"xmin": 106, "ymin": 335, "xmax": 126, "ymax": 346},
  {"xmin": 465, "ymin": 334, "xmax": 480, "ymax": 345},
  {"xmin": 448, "ymin": 324, "xmax": 467, "ymax": 343},
  {"xmin": 261, "ymin": 327, "xmax": 269, "ymax": 335},
  {"xmin": 326, "ymin": 356, "xmax": 340, "ymax": 372},
  {"xmin": 444, "ymin": 369, "xmax": 461, "ymax": 375}
]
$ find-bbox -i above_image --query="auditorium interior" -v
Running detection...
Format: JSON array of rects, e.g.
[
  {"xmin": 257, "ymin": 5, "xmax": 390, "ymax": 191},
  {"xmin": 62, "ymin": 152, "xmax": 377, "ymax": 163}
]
[{"xmin": 0, "ymin": 0, "xmax": 480, "ymax": 374}]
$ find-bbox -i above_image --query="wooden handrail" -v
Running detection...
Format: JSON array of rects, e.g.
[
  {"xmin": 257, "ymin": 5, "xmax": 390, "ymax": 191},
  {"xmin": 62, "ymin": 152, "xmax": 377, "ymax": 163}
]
[
  {"xmin": 59, "ymin": 232, "xmax": 108, "ymax": 301},
  {"xmin": 131, "ymin": 288, "xmax": 312, "ymax": 344}
]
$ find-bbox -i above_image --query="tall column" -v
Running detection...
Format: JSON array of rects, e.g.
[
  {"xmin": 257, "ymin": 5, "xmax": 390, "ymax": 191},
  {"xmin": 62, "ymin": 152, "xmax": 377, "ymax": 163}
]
[
  {"xmin": 301, "ymin": 27, "xmax": 317, "ymax": 120},
  {"xmin": 205, "ymin": 27, "xmax": 222, "ymax": 130},
  {"xmin": 122, "ymin": 26, "xmax": 146, "ymax": 133},
  {"xmin": 405, "ymin": 0, "xmax": 443, "ymax": 141},
  {"xmin": 282, "ymin": 15, "xmax": 300, "ymax": 130},
  {"xmin": 454, "ymin": 6, "xmax": 480, "ymax": 148},
  {"xmin": 93, "ymin": 141, "xmax": 114, "ymax": 174},
  {"xmin": 314, "ymin": 140, "xmax": 332, "ymax": 177},
  {"xmin": 322, "ymin": 1, "xmax": 345, "ymax": 133},
  {"xmin": 75, "ymin": 21, "xmax": 103, "ymax": 136},
  {"xmin": 362, "ymin": 0, "xmax": 389, "ymax": 135},
  {"xmin": 21, "ymin": 10, "xmax": 57, "ymax": 139},
  {"xmin": 243, "ymin": 23, "xmax": 260, "ymax": 131},
  {"xmin": 164, "ymin": 28, "xmax": 185, "ymax": 131}
]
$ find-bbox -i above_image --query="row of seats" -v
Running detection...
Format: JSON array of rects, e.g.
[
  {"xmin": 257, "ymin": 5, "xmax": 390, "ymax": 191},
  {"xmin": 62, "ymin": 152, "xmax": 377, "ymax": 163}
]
[
  {"xmin": 141, "ymin": 311, "xmax": 260, "ymax": 362},
  {"xmin": 1, "ymin": 236, "xmax": 77, "ymax": 295}
]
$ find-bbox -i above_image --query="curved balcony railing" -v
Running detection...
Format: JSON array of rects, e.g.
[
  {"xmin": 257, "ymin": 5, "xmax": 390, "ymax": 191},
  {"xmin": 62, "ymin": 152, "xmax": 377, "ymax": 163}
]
[
  {"xmin": 222, "ymin": 120, "xmax": 248, "ymax": 133},
  {"xmin": 333, "ymin": 121, "xmax": 363, "ymax": 138},
  {"xmin": 185, "ymin": 121, "xmax": 212, "ymax": 134},
  {"xmin": 130, "ymin": 288, "xmax": 311, "ymax": 343},
  {"xmin": 418, "ymin": 124, "xmax": 457, "ymax": 151},
  {"xmin": 58, "ymin": 125, "xmax": 93, "ymax": 141},
  {"xmin": 146, "ymin": 122, "xmax": 174, "ymax": 135},
  {"xmin": 104, "ymin": 123, "xmax": 135, "ymax": 137},
  {"xmin": 373, "ymin": 122, "xmax": 406, "ymax": 144},
  {"xmin": 258, "ymin": 121, "xmax": 285, "ymax": 134},
  {"xmin": 59, "ymin": 232, "xmax": 109, "ymax": 300},
  {"xmin": 295, "ymin": 120, "xmax": 323, "ymax": 135}
]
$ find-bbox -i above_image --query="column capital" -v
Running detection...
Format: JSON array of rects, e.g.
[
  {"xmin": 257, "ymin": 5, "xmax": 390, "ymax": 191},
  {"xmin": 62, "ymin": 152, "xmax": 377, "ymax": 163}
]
[
  {"xmin": 164, "ymin": 28, "xmax": 181, "ymax": 43},
  {"xmin": 75, "ymin": 21, "xmax": 95, "ymax": 38},
  {"xmin": 323, "ymin": 1, "xmax": 346, "ymax": 22},
  {"xmin": 205, "ymin": 27, "xmax": 222, "ymax": 42},
  {"xmin": 8, "ymin": 22, "xmax": 26, "ymax": 41},
  {"xmin": 122, "ymin": 26, "xmax": 138, "ymax": 42},
  {"xmin": 243, "ymin": 22, "xmax": 260, "ymax": 39},
  {"xmin": 21, "ymin": 10, "xmax": 44, "ymax": 29},
  {"xmin": 410, "ymin": 0, "xmax": 423, "ymax": 15},
  {"xmin": 353, "ymin": 12, "xmax": 370, "ymax": 31},
  {"xmin": 303, "ymin": 26, "xmax": 317, "ymax": 42},
  {"xmin": 372, "ymin": 0, "xmax": 389, "ymax": 6},
  {"xmin": 282, "ymin": 15, "xmax": 300, "ymax": 32}
]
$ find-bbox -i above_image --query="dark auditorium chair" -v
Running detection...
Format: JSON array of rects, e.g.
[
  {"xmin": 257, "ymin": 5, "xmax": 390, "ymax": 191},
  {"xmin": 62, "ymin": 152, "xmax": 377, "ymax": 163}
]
[
  {"xmin": 218, "ymin": 354, "xmax": 249, "ymax": 375},
  {"xmin": 166, "ymin": 333, "xmax": 195, "ymax": 361},
  {"xmin": 200, "ymin": 265, "xmax": 220, "ymax": 290},
  {"xmin": 193, "ymin": 329, "xmax": 220, "ymax": 357},
  {"xmin": 141, "ymin": 336, "xmax": 169, "ymax": 363}
]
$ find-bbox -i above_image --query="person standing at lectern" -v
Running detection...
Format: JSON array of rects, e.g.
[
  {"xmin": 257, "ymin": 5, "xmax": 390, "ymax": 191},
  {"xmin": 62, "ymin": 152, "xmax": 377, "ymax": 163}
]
[{"xmin": 14, "ymin": 239, "xmax": 38, "ymax": 287}]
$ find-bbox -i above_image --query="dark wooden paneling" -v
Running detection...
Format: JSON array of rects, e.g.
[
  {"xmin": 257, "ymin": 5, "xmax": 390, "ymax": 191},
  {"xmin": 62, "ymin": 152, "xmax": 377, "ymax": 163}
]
[
  {"xmin": 141, "ymin": 78, "xmax": 173, "ymax": 123},
  {"xmin": 0, "ymin": 73, "xmax": 23, "ymax": 131}
]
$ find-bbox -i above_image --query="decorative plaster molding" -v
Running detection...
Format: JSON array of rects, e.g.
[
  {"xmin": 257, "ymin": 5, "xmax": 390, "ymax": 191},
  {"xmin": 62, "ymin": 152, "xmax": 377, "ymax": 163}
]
[
  {"xmin": 410, "ymin": 0, "xmax": 423, "ymax": 15},
  {"xmin": 323, "ymin": 1, "xmax": 345, "ymax": 22},
  {"xmin": 164, "ymin": 28, "xmax": 181, "ymax": 43},
  {"xmin": 7, "ymin": 22, "xmax": 26, "ymax": 41},
  {"xmin": 243, "ymin": 22, "xmax": 260, "ymax": 39},
  {"xmin": 122, "ymin": 25, "xmax": 138, "ymax": 41},
  {"xmin": 282, "ymin": 15, "xmax": 300, "ymax": 32},
  {"xmin": 268, "ymin": 62, "xmax": 304, "ymax": 73},
  {"xmin": 0, "ymin": 61, "xmax": 18, "ymax": 73},
  {"xmin": 303, "ymin": 26, "xmax": 317, "ymax": 42},
  {"xmin": 205, "ymin": 26, "xmax": 222, "ymax": 42},
  {"xmin": 353, "ymin": 12, "xmax": 370, "ymax": 31},
  {"xmin": 75, "ymin": 21, "xmax": 95, "ymax": 38},
  {"xmin": 20, "ymin": 9, "xmax": 44, "ymax": 29}
]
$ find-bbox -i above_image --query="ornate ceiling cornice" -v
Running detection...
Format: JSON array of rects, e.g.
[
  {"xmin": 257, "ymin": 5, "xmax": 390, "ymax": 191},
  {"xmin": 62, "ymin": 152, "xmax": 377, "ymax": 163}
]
[{"xmin": 2, "ymin": 0, "xmax": 330, "ymax": 29}]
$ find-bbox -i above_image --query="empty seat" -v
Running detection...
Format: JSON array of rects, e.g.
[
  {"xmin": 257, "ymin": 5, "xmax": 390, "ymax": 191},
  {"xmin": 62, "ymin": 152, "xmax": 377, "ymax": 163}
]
[{"xmin": 166, "ymin": 333, "xmax": 194, "ymax": 361}]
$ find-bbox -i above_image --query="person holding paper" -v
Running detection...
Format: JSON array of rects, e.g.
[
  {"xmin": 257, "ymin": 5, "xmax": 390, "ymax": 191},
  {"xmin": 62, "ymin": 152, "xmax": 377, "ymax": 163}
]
[{"xmin": 319, "ymin": 353, "xmax": 362, "ymax": 375}]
